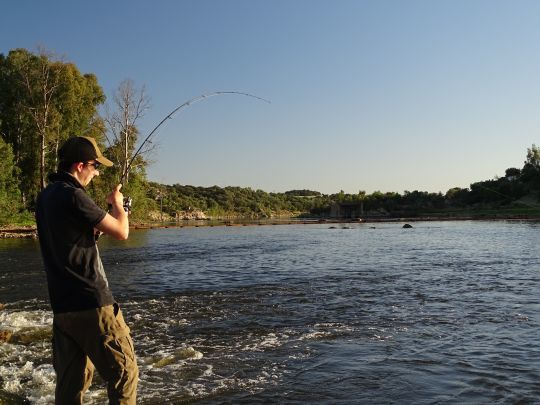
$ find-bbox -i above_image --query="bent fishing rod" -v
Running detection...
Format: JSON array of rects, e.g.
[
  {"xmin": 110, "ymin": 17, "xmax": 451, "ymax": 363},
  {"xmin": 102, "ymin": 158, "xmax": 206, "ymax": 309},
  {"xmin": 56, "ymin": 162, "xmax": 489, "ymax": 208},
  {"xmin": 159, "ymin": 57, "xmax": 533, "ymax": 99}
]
[{"xmin": 117, "ymin": 91, "xmax": 271, "ymax": 211}]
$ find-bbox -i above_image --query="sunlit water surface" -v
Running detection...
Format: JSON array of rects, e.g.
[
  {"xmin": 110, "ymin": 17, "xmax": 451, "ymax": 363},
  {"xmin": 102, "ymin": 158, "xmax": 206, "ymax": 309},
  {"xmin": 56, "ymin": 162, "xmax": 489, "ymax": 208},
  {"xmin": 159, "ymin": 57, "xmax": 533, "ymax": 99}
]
[{"xmin": 2, "ymin": 221, "xmax": 540, "ymax": 404}]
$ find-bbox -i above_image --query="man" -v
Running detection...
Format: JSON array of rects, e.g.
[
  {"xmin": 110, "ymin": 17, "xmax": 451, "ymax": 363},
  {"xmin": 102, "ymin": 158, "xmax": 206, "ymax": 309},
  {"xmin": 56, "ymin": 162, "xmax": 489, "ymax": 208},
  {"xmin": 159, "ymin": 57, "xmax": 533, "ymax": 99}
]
[{"xmin": 36, "ymin": 136, "xmax": 138, "ymax": 404}]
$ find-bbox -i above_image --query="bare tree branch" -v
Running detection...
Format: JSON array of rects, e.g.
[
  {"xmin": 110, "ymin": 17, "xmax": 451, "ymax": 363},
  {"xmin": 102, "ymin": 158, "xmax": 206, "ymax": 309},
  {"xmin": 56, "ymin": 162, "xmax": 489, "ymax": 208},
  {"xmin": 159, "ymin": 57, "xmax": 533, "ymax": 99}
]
[{"xmin": 104, "ymin": 79, "xmax": 151, "ymax": 184}]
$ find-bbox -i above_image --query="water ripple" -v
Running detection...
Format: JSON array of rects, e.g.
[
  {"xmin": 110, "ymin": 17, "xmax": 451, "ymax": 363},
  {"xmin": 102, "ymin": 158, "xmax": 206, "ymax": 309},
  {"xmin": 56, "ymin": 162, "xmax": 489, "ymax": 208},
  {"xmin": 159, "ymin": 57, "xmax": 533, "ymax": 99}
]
[{"xmin": 2, "ymin": 221, "xmax": 540, "ymax": 402}]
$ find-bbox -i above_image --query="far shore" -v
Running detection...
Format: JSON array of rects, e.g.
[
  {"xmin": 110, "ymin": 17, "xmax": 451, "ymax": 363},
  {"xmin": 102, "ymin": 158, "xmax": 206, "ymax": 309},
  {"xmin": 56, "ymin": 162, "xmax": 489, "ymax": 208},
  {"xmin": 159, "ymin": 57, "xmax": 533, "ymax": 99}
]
[
  {"xmin": 3, "ymin": 214, "xmax": 540, "ymax": 239},
  {"xmin": 131, "ymin": 215, "xmax": 540, "ymax": 230}
]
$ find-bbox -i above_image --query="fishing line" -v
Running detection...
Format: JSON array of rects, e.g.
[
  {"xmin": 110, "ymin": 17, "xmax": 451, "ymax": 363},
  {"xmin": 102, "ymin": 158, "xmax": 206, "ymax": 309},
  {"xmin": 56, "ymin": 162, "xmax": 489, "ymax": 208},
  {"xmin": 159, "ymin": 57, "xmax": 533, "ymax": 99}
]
[
  {"xmin": 119, "ymin": 91, "xmax": 270, "ymax": 185},
  {"xmin": 116, "ymin": 91, "xmax": 270, "ymax": 211}
]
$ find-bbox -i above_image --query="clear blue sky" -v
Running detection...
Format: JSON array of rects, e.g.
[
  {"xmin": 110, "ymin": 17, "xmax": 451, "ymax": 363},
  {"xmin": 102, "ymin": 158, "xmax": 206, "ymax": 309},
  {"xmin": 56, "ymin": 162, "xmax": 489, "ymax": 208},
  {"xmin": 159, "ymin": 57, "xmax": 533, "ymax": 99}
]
[{"xmin": 2, "ymin": 0, "xmax": 540, "ymax": 194}]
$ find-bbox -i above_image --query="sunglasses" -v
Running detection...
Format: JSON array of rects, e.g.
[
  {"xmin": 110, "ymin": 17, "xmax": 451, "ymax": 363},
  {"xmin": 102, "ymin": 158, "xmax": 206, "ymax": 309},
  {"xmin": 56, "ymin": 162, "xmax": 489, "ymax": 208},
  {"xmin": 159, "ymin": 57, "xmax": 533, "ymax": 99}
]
[{"xmin": 85, "ymin": 161, "xmax": 102, "ymax": 169}]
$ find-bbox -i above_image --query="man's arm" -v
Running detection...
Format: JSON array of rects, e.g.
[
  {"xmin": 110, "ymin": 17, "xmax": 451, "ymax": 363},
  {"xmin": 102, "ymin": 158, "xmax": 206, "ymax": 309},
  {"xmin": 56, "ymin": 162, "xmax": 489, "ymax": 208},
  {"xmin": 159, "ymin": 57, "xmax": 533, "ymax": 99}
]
[{"xmin": 95, "ymin": 184, "xmax": 129, "ymax": 240}]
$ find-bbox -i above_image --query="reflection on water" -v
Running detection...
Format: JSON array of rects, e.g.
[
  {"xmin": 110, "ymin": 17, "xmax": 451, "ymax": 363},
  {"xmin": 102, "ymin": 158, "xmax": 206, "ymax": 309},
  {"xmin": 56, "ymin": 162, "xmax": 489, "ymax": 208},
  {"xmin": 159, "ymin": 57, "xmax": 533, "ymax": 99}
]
[{"xmin": 2, "ymin": 221, "xmax": 540, "ymax": 403}]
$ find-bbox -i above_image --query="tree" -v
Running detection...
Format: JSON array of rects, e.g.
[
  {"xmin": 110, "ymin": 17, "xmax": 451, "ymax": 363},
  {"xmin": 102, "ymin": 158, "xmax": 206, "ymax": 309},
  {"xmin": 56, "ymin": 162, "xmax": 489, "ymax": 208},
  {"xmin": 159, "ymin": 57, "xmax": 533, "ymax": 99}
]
[
  {"xmin": 521, "ymin": 144, "xmax": 540, "ymax": 189},
  {"xmin": 97, "ymin": 79, "xmax": 153, "ymax": 219},
  {"xmin": 445, "ymin": 187, "xmax": 469, "ymax": 206},
  {"xmin": 0, "ymin": 137, "xmax": 23, "ymax": 224},
  {"xmin": 525, "ymin": 144, "xmax": 540, "ymax": 168},
  {"xmin": 23, "ymin": 49, "xmax": 63, "ymax": 190},
  {"xmin": 505, "ymin": 167, "xmax": 521, "ymax": 179},
  {"xmin": 104, "ymin": 79, "xmax": 150, "ymax": 185},
  {"xmin": 0, "ymin": 48, "xmax": 105, "ymax": 207},
  {"xmin": 284, "ymin": 189, "xmax": 321, "ymax": 197},
  {"xmin": 0, "ymin": 49, "xmax": 42, "ymax": 205}
]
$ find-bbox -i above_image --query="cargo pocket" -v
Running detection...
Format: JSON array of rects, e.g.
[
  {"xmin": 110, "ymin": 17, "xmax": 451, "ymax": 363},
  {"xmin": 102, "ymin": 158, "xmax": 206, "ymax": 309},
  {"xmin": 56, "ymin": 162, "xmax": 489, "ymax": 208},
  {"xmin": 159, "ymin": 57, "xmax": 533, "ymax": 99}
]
[
  {"xmin": 112, "ymin": 303, "xmax": 131, "ymax": 334},
  {"xmin": 103, "ymin": 327, "xmax": 136, "ymax": 366},
  {"xmin": 98, "ymin": 304, "xmax": 137, "ymax": 380},
  {"xmin": 101, "ymin": 327, "xmax": 139, "ymax": 400}
]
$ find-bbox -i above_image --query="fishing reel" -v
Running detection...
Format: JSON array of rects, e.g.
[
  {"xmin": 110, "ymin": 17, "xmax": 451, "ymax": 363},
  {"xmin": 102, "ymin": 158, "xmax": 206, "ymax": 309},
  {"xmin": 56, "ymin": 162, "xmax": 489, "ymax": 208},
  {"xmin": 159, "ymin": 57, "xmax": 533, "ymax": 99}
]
[{"xmin": 123, "ymin": 196, "xmax": 133, "ymax": 213}]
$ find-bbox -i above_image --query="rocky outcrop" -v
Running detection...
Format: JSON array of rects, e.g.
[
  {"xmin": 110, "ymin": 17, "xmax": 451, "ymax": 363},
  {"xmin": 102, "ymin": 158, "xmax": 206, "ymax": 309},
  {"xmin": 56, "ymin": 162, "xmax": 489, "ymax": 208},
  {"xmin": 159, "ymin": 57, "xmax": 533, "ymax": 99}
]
[
  {"xmin": 147, "ymin": 211, "xmax": 174, "ymax": 222},
  {"xmin": 175, "ymin": 210, "xmax": 208, "ymax": 220},
  {"xmin": 147, "ymin": 209, "xmax": 209, "ymax": 221}
]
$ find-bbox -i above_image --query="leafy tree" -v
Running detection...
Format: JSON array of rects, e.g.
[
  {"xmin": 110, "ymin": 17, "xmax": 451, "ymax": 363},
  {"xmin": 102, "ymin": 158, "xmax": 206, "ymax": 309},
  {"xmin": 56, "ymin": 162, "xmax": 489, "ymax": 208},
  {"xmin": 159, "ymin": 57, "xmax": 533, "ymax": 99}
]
[
  {"xmin": 505, "ymin": 167, "xmax": 521, "ymax": 178},
  {"xmin": 445, "ymin": 187, "xmax": 469, "ymax": 207},
  {"xmin": 16, "ymin": 48, "xmax": 62, "ymax": 191},
  {"xmin": 525, "ymin": 144, "xmax": 540, "ymax": 169},
  {"xmin": 0, "ymin": 137, "xmax": 23, "ymax": 224},
  {"xmin": 520, "ymin": 144, "xmax": 540, "ymax": 190},
  {"xmin": 284, "ymin": 189, "xmax": 321, "ymax": 197},
  {"xmin": 0, "ymin": 48, "xmax": 105, "ymax": 207}
]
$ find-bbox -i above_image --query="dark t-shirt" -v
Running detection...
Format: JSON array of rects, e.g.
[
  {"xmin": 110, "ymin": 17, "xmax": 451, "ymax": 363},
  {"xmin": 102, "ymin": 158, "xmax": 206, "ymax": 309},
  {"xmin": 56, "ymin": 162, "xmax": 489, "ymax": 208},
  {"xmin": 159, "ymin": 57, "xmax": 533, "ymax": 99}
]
[{"xmin": 36, "ymin": 172, "xmax": 115, "ymax": 313}]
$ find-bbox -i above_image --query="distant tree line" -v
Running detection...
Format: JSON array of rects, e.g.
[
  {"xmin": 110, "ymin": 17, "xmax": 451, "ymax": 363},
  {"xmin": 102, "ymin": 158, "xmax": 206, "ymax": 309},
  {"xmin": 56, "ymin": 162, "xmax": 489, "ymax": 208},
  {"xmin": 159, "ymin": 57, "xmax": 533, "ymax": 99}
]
[
  {"xmin": 146, "ymin": 183, "xmax": 318, "ymax": 218},
  {"xmin": 316, "ymin": 144, "xmax": 540, "ymax": 217},
  {"xmin": 145, "ymin": 147, "xmax": 540, "ymax": 220},
  {"xmin": 2, "ymin": 47, "xmax": 540, "ymax": 225}
]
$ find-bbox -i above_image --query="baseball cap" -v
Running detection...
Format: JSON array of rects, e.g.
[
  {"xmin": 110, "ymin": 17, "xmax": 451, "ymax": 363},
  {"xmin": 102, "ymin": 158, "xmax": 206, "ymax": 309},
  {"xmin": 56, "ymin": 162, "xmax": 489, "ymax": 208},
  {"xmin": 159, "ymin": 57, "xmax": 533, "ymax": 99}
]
[{"xmin": 58, "ymin": 136, "xmax": 113, "ymax": 167}]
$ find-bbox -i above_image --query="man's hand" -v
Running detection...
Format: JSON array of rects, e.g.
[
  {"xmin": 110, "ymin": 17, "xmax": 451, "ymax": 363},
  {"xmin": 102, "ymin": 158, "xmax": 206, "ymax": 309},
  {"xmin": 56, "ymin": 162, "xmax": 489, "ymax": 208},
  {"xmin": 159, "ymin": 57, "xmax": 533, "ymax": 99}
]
[
  {"xmin": 96, "ymin": 184, "xmax": 129, "ymax": 240},
  {"xmin": 107, "ymin": 184, "xmax": 124, "ymax": 208}
]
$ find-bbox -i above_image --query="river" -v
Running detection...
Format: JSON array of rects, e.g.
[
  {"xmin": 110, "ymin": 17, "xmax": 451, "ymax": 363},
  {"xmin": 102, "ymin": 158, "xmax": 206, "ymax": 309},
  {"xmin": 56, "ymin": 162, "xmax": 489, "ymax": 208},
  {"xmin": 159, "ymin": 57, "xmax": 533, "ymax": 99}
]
[{"xmin": 1, "ymin": 220, "xmax": 540, "ymax": 403}]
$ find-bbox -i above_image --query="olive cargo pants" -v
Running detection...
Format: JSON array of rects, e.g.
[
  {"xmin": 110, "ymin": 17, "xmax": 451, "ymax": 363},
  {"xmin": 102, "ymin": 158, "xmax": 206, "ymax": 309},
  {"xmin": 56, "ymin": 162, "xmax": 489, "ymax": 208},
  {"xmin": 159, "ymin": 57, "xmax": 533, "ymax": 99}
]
[{"xmin": 52, "ymin": 303, "xmax": 138, "ymax": 404}]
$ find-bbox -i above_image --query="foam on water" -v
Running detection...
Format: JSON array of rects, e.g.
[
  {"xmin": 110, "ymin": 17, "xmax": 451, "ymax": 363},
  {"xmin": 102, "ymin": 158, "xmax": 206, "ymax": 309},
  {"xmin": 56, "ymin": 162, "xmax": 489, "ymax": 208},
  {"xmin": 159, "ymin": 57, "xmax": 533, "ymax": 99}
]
[
  {"xmin": 0, "ymin": 308, "xmax": 52, "ymax": 331},
  {"xmin": 0, "ymin": 305, "xmax": 55, "ymax": 402}
]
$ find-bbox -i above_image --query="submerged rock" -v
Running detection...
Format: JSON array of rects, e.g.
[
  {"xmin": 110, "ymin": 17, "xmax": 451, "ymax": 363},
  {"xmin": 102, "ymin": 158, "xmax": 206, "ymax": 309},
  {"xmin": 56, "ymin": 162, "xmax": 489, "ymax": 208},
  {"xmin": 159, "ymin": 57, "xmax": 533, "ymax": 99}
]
[
  {"xmin": 151, "ymin": 347, "xmax": 203, "ymax": 368},
  {"xmin": 11, "ymin": 327, "xmax": 53, "ymax": 344},
  {"xmin": 403, "ymin": 224, "xmax": 413, "ymax": 229}
]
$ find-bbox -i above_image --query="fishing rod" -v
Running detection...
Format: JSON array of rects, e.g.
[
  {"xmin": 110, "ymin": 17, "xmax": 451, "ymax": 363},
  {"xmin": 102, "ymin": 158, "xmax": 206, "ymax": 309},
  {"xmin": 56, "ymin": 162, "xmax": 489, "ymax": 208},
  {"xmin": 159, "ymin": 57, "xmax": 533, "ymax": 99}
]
[{"xmin": 118, "ymin": 91, "xmax": 271, "ymax": 211}]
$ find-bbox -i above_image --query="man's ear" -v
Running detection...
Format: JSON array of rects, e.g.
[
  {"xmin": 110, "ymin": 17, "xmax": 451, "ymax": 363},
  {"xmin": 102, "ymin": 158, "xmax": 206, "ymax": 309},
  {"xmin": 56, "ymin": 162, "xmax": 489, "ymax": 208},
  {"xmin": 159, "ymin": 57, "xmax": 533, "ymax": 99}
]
[{"xmin": 73, "ymin": 162, "xmax": 84, "ymax": 173}]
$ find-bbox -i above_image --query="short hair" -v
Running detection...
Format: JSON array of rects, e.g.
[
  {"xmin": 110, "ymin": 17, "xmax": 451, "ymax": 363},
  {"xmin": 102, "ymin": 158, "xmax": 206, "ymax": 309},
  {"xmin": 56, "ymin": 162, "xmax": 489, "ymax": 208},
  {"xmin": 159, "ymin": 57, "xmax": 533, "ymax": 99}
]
[{"xmin": 58, "ymin": 160, "xmax": 74, "ymax": 172}]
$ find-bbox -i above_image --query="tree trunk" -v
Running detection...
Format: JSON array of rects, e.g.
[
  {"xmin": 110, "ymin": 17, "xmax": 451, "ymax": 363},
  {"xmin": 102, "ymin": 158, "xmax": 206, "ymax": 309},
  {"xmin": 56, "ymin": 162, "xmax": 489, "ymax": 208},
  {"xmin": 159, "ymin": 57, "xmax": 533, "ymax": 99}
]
[{"xmin": 40, "ymin": 130, "xmax": 46, "ymax": 189}]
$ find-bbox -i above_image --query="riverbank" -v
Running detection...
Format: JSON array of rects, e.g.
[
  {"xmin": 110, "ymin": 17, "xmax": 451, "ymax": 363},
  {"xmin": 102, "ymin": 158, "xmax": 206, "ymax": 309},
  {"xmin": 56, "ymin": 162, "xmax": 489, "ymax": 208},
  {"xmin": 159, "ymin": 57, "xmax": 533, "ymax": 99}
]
[
  {"xmin": 0, "ymin": 226, "xmax": 37, "ymax": 239},
  {"xmin": 132, "ymin": 214, "xmax": 540, "ymax": 229},
  {"xmin": 3, "ymin": 213, "xmax": 540, "ymax": 239}
]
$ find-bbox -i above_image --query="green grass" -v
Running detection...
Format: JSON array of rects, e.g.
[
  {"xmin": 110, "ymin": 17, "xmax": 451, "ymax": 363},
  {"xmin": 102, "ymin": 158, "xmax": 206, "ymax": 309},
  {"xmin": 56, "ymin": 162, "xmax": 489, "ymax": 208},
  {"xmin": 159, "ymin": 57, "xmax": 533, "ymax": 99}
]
[{"xmin": 0, "ymin": 211, "xmax": 36, "ymax": 227}]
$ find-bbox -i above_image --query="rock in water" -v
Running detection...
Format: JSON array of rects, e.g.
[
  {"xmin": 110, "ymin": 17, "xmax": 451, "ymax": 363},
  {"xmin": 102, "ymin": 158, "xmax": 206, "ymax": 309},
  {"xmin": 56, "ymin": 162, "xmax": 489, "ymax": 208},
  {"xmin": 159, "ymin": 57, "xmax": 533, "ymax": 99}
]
[
  {"xmin": 403, "ymin": 224, "xmax": 413, "ymax": 229},
  {"xmin": 0, "ymin": 330, "xmax": 13, "ymax": 343}
]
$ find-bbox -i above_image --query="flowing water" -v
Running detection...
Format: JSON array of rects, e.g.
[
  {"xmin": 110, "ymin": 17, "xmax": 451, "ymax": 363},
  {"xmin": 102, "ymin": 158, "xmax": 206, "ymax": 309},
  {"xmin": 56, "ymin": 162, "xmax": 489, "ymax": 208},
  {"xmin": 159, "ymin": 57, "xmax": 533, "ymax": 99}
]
[{"xmin": 1, "ymin": 221, "xmax": 540, "ymax": 404}]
